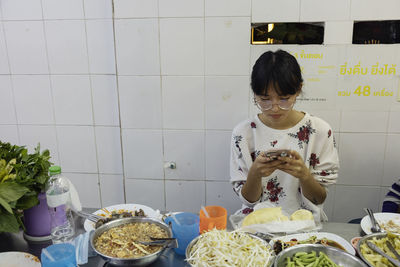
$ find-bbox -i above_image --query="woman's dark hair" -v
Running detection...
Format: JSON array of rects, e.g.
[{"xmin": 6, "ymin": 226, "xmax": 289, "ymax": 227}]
[{"xmin": 251, "ymin": 50, "xmax": 303, "ymax": 96}]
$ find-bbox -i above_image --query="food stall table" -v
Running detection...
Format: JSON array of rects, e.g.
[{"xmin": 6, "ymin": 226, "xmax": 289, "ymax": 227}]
[{"xmin": 0, "ymin": 209, "xmax": 362, "ymax": 267}]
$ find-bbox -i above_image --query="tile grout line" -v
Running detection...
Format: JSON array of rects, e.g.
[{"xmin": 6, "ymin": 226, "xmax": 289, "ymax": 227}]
[
  {"xmin": 0, "ymin": 14, "xmax": 21, "ymax": 144},
  {"xmin": 110, "ymin": 0, "xmax": 128, "ymax": 205},
  {"xmin": 82, "ymin": 0, "xmax": 104, "ymax": 207},
  {"xmin": 157, "ymin": 0, "xmax": 167, "ymax": 212},
  {"xmin": 39, "ymin": 0, "xmax": 61, "ymax": 164}
]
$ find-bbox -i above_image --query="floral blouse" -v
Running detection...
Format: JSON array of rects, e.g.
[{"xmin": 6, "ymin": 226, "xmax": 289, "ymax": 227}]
[{"xmin": 230, "ymin": 112, "xmax": 339, "ymax": 221}]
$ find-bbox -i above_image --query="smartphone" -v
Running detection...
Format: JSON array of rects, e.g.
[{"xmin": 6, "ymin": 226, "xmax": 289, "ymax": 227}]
[{"xmin": 264, "ymin": 149, "xmax": 291, "ymax": 160}]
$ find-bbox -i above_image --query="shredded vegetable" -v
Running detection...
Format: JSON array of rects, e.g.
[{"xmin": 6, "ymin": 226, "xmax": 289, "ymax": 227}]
[{"xmin": 186, "ymin": 229, "xmax": 273, "ymax": 267}]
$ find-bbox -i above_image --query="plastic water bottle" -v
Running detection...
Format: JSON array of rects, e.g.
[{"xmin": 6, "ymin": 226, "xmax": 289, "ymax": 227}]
[{"xmin": 46, "ymin": 166, "xmax": 75, "ymax": 243}]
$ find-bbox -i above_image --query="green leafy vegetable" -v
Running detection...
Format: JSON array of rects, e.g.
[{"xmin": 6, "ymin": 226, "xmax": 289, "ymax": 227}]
[{"xmin": 0, "ymin": 141, "xmax": 52, "ymax": 233}]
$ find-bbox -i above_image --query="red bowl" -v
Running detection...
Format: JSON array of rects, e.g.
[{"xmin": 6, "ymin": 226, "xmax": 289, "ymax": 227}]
[{"xmin": 351, "ymin": 237, "xmax": 361, "ymax": 250}]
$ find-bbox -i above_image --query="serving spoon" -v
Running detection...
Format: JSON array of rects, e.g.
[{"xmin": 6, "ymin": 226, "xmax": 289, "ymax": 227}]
[
  {"xmin": 364, "ymin": 208, "xmax": 383, "ymax": 233},
  {"xmin": 138, "ymin": 238, "xmax": 177, "ymax": 248}
]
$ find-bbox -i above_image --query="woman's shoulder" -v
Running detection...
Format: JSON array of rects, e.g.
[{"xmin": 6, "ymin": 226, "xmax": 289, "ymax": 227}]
[
  {"xmin": 305, "ymin": 113, "xmax": 333, "ymax": 132},
  {"xmin": 232, "ymin": 117, "xmax": 258, "ymax": 135}
]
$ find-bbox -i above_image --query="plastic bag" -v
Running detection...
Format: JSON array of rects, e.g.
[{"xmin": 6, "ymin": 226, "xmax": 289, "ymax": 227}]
[{"xmin": 230, "ymin": 202, "xmax": 322, "ymax": 235}]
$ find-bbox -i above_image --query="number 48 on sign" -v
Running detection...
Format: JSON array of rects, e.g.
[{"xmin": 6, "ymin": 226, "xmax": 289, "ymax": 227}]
[{"xmin": 338, "ymin": 86, "xmax": 393, "ymax": 97}]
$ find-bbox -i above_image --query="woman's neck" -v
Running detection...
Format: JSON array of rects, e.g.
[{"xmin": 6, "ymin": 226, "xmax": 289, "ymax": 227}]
[{"xmin": 258, "ymin": 110, "xmax": 305, "ymax": 130}]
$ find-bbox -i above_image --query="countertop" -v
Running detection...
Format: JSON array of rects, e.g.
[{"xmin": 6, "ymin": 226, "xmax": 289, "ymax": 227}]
[{"xmin": 0, "ymin": 209, "xmax": 363, "ymax": 267}]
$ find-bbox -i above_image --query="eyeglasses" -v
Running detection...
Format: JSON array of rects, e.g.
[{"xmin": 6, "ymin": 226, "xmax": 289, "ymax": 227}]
[{"xmin": 254, "ymin": 97, "xmax": 294, "ymax": 111}]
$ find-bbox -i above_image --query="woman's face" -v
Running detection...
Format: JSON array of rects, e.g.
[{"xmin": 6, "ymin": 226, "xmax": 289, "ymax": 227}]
[{"xmin": 254, "ymin": 87, "xmax": 298, "ymax": 127}]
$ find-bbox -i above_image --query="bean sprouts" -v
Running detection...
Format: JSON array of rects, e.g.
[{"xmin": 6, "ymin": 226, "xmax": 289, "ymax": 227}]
[{"xmin": 186, "ymin": 229, "xmax": 273, "ymax": 267}]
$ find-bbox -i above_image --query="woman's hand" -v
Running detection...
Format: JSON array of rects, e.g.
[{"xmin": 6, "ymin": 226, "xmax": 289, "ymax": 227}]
[
  {"xmin": 242, "ymin": 153, "xmax": 284, "ymax": 203},
  {"xmin": 277, "ymin": 150, "xmax": 326, "ymax": 204},
  {"xmin": 276, "ymin": 150, "xmax": 313, "ymax": 182},
  {"xmin": 249, "ymin": 152, "xmax": 286, "ymax": 180}
]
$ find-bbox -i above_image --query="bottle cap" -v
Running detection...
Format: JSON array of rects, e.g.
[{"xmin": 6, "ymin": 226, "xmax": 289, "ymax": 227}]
[{"xmin": 49, "ymin": 165, "xmax": 61, "ymax": 175}]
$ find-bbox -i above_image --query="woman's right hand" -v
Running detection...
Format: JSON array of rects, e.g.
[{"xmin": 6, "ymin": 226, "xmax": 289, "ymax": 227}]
[
  {"xmin": 248, "ymin": 152, "xmax": 285, "ymax": 180},
  {"xmin": 242, "ymin": 153, "xmax": 284, "ymax": 203}
]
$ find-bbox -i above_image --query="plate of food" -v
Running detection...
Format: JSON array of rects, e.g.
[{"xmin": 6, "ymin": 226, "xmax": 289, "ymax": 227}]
[
  {"xmin": 269, "ymin": 232, "xmax": 355, "ymax": 256},
  {"xmin": 83, "ymin": 203, "xmax": 158, "ymax": 232},
  {"xmin": 230, "ymin": 206, "xmax": 321, "ymax": 234},
  {"xmin": 0, "ymin": 252, "xmax": 41, "ymax": 267},
  {"xmin": 360, "ymin": 212, "xmax": 400, "ymax": 235}
]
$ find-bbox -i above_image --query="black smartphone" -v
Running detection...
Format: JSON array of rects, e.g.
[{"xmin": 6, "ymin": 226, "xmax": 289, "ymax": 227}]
[{"xmin": 264, "ymin": 149, "xmax": 291, "ymax": 160}]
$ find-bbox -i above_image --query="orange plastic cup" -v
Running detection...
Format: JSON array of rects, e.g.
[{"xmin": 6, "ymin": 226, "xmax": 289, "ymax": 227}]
[{"xmin": 199, "ymin": 206, "xmax": 227, "ymax": 234}]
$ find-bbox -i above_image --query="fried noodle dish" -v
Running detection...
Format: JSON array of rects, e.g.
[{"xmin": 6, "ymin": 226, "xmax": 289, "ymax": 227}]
[{"xmin": 94, "ymin": 222, "xmax": 168, "ymax": 258}]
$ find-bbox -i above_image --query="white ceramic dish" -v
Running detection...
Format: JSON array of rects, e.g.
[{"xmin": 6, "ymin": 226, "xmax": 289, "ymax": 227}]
[
  {"xmin": 83, "ymin": 203, "xmax": 158, "ymax": 232},
  {"xmin": 0, "ymin": 251, "xmax": 41, "ymax": 267},
  {"xmin": 360, "ymin": 212, "xmax": 400, "ymax": 235},
  {"xmin": 269, "ymin": 231, "xmax": 355, "ymax": 255}
]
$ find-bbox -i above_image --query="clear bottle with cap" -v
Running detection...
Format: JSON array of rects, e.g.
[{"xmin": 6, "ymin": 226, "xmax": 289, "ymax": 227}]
[{"xmin": 45, "ymin": 166, "xmax": 75, "ymax": 243}]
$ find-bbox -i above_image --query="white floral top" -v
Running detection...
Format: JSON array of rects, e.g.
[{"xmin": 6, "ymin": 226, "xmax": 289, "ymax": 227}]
[{"xmin": 230, "ymin": 112, "xmax": 339, "ymax": 221}]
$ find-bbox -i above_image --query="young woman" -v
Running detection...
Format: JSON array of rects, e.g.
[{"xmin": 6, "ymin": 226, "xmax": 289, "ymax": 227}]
[{"xmin": 230, "ymin": 50, "xmax": 339, "ymax": 221}]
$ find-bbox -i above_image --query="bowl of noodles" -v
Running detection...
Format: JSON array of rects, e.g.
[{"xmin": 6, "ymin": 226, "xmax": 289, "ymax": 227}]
[{"xmin": 90, "ymin": 217, "xmax": 172, "ymax": 266}]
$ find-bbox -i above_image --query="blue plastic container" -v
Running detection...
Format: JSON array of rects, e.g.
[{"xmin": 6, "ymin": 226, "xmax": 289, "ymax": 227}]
[
  {"xmin": 165, "ymin": 212, "xmax": 199, "ymax": 255},
  {"xmin": 41, "ymin": 243, "xmax": 76, "ymax": 267}
]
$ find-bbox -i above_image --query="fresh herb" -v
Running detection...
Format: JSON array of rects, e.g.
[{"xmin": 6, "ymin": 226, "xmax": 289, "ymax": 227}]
[{"xmin": 0, "ymin": 141, "xmax": 52, "ymax": 233}]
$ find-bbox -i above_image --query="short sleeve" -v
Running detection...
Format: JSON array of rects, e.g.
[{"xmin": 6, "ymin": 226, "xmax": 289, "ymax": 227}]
[
  {"xmin": 309, "ymin": 126, "xmax": 339, "ymax": 186},
  {"xmin": 230, "ymin": 132, "xmax": 248, "ymax": 184},
  {"xmin": 229, "ymin": 126, "xmax": 261, "ymax": 206}
]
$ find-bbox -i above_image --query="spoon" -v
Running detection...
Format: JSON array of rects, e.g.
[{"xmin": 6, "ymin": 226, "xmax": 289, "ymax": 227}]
[
  {"xmin": 364, "ymin": 208, "xmax": 383, "ymax": 233},
  {"xmin": 42, "ymin": 248, "xmax": 55, "ymax": 262},
  {"xmin": 201, "ymin": 206, "xmax": 210, "ymax": 218},
  {"xmin": 170, "ymin": 213, "xmax": 181, "ymax": 226}
]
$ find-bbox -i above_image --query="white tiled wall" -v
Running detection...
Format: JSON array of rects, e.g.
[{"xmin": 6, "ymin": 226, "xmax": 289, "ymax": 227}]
[
  {"xmin": 114, "ymin": 18, "xmax": 160, "ymax": 75},
  {"xmin": 1, "ymin": 0, "xmax": 400, "ymax": 221},
  {"xmin": 160, "ymin": 18, "xmax": 204, "ymax": 75}
]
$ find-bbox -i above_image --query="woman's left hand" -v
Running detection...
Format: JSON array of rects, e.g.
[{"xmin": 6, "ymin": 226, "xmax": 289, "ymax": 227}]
[{"xmin": 276, "ymin": 150, "xmax": 313, "ymax": 182}]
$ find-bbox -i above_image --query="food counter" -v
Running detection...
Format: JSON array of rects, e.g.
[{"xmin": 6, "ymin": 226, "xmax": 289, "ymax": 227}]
[{"xmin": 0, "ymin": 208, "xmax": 362, "ymax": 267}]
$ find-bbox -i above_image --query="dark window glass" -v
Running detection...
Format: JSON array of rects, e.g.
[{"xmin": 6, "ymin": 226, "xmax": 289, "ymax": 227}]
[
  {"xmin": 353, "ymin": 20, "xmax": 400, "ymax": 44},
  {"xmin": 251, "ymin": 22, "xmax": 324, "ymax": 45}
]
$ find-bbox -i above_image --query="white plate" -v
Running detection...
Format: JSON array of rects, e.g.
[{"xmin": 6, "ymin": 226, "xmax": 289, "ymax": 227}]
[
  {"xmin": 360, "ymin": 212, "xmax": 400, "ymax": 235},
  {"xmin": 0, "ymin": 252, "xmax": 41, "ymax": 267},
  {"xmin": 83, "ymin": 203, "xmax": 157, "ymax": 232},
  {"xmin": 270, "ymin": 232, "xmax": 355, "ymax": 255}
]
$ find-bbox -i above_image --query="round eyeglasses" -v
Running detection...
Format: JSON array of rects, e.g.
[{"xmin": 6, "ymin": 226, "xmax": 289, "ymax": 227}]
[{"xmin": 254, "ymin": 97, "xmax": 294, "ymax": 111}]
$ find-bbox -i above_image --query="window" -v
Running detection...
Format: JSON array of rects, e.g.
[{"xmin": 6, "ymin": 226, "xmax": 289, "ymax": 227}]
[
  {"xmin": 251, "ymin": 22, "xmax": 324, "ymax": 45},
  {"xmin": 353, "ymin": 20, "xmax": 400, "ymax": 44}
]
